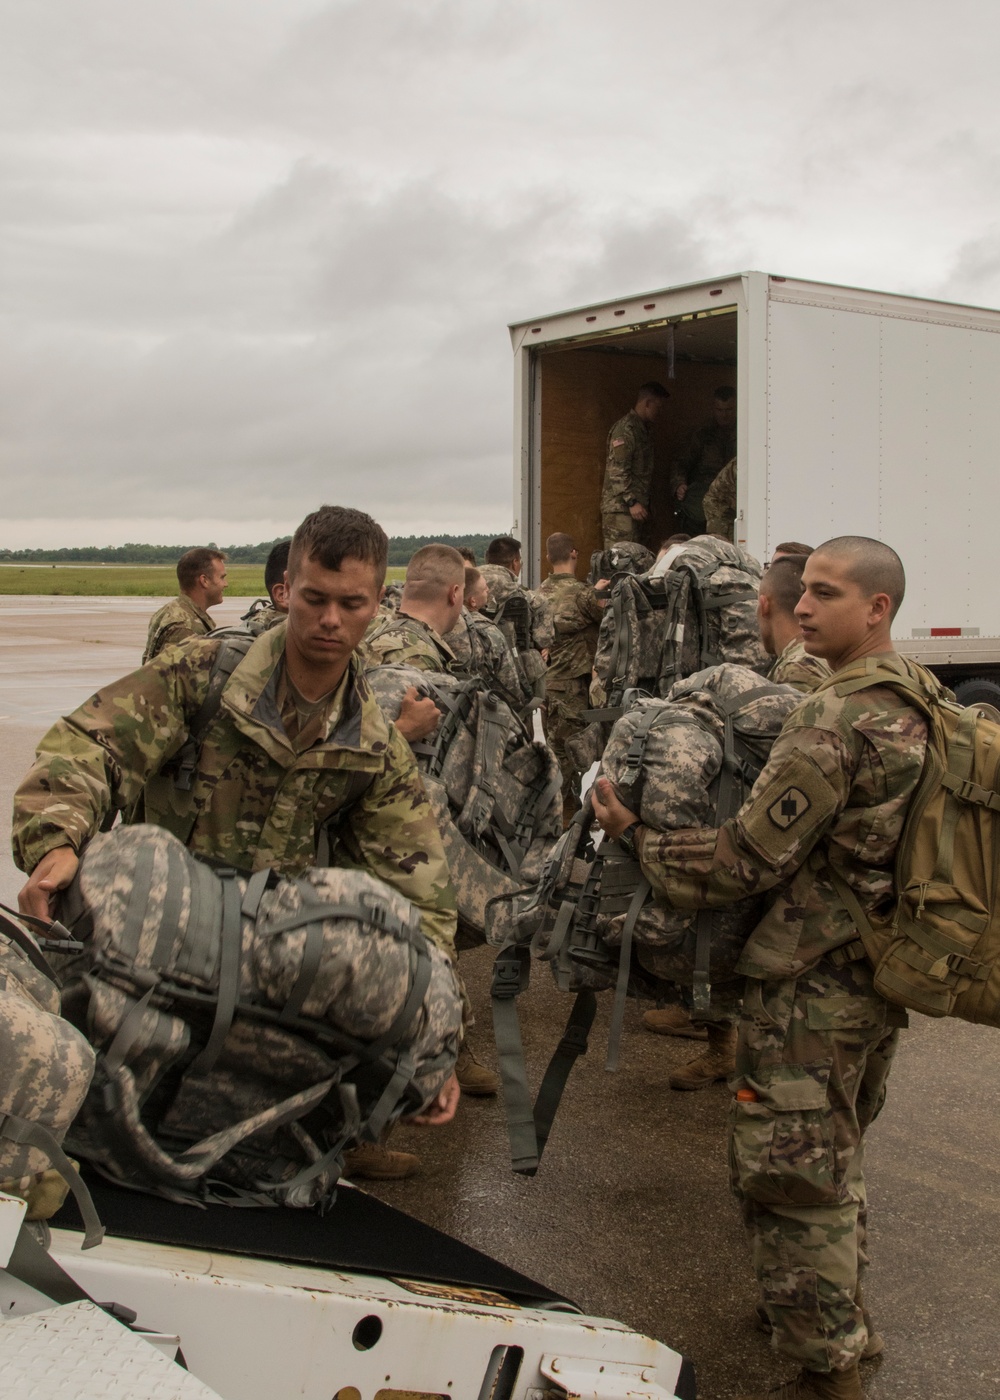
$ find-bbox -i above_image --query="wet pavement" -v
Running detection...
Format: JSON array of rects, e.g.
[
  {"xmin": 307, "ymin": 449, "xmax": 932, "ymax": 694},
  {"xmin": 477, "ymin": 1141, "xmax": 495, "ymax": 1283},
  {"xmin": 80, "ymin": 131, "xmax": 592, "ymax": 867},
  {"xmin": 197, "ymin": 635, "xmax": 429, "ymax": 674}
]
[{"xmin": 1, "ymin": 597, "xmax": 998, "ymax": 1399}]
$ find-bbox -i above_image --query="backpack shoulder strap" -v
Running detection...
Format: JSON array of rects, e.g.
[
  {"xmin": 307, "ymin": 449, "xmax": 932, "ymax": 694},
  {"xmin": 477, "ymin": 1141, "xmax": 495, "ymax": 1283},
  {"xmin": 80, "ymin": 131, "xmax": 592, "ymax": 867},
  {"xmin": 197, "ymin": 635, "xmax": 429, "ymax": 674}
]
[{"xmin": 173, "ymin": 634, "xmax": 255, "ymax": 792}]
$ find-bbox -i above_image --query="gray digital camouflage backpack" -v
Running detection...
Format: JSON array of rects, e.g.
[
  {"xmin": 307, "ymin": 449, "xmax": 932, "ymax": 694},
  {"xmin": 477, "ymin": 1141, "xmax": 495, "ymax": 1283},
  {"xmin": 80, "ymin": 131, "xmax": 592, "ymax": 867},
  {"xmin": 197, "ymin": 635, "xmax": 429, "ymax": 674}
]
[
  {"xmin": 489, "ymin": 664, "xmax": 801, "ymax": 1174},
  {"xmin": 590, "ymin": 536, "xmax": 769, "ymax": 716},
  {"xmin": 56, "ymin": 825, "xmax": 462, "ymax": 1207},
  {"xmin": 478, "ymin": 566, "xmax": 547, "ymax": 698},
  {"xmin": 0, "ymin": 909, "xmax": 104, "ymax": 1245},
  {"xmin": 587, "ymin": 541, "xmax": 655, "ymax": 585},
  {"xmin": 365, "ymin": 666, "xmax": 562, "ymax": 944}
]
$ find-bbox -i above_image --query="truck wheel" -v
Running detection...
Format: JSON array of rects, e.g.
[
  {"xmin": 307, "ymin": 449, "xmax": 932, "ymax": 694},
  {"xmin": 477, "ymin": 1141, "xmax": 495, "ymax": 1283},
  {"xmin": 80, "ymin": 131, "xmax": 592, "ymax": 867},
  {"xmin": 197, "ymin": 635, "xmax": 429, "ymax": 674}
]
[{"xmin": 953, "ymin": 676, "xmax": 1000, "ymax": 709}]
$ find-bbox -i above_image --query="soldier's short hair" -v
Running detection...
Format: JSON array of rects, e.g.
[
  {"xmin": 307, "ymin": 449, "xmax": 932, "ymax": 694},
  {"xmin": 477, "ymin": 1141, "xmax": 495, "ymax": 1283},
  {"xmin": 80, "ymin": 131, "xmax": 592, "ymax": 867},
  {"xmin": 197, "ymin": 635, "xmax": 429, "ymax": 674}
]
[
  {"xmin": 457, "ymin": 546, "xmax": 477, "ymax": 564},
  {"xmin": 546, "ymin": 532, "xmax": 575, "ymax": 565},
  {"xmin": 660, "ymin": 533, "xmax": 691, "ymax": 550},
  {"xmin": 264, "ymin": 540, "xmax": 291, "ymax": 600},
  {"xmin": 404, "ymin": 544, "xmax": 466, "ymax": 600},
  {"xmin": 288, "ymin": 506, "xmax": 388, "ymax": 583},
  {"xmin": 177, "ymin": 547, "xmax": 226, "ymax": 592},
  {"xmin": 637, "ymin": 381, "xmax": 669, "ymax": 402},
  {"xmin": 485, "ymin": 536, "xmax": 522, "ymax": 568},
  {"xmin": 813, "ymin": 536, "xmax": 906, "ymax": 621},
  {"xmin": 713, "ymin": 385, "xmax": 736, "ymax": 402},
  {"xmin": 772, "ymin": 541, "xmax": 813, "ymax": 559},
  {"xmin": 760, "ymin": 556, "xmax": 806, "ymax": 617},
  {"xmin": 463, "ymin": 566, "xmax": 484, "ymax": 604}
]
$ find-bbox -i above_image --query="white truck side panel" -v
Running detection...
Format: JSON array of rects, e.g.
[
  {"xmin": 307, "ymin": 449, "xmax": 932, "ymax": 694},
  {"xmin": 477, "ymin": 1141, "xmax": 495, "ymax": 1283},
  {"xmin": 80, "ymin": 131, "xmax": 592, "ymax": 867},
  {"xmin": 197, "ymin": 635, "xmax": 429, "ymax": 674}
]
[{"xmin": 764, "ymin": 295, "xmax": 1000, "ymax": 641}]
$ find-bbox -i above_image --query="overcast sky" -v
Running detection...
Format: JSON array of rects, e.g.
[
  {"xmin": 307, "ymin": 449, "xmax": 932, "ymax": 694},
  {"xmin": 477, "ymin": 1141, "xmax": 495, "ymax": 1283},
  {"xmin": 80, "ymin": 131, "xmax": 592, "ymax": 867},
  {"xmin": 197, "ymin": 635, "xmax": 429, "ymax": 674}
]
[{"xmin": 3, "ymin": 0, "xmax": 999, "ymax": 547}]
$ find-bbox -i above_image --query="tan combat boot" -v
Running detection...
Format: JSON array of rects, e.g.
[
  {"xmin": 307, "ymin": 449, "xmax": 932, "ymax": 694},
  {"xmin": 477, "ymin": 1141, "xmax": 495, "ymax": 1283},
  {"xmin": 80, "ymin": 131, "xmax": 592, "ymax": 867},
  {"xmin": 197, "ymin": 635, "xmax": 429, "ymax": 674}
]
[
  {"xmin": 738, "ymin": 1364, "xmax": 863, "ymax": 1400},
  {"xmin": 455, "ymin": 1044, "xmax": 500, "ymax": 1097},
  {"xmin": 668, "ymin": 1021, "xmax": 737, "ymax": 1090},
  {"xmin": 642, "ymin": 1005, "xmax": 709, "ymax": 1040},
  {"xmin": 342, "ymin": 1141, "xmax": 420, "ymax": 1181}
]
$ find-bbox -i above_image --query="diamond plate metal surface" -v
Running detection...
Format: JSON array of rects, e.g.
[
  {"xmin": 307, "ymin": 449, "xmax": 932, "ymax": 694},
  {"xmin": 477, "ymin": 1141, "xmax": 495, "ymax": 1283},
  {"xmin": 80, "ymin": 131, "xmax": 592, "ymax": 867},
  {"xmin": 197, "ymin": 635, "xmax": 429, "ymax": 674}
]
[{"xmin": 0, "ymin": 1300, "xmax": 222, "ymax": 1400}]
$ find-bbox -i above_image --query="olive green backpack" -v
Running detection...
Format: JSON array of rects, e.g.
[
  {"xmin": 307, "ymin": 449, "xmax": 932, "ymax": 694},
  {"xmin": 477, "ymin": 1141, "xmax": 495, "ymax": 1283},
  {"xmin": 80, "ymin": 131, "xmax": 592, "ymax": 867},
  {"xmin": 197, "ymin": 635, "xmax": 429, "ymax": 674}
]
[{"xmin": 828, "ymin": 659, "xmax": 1000, "ymax": 1024}]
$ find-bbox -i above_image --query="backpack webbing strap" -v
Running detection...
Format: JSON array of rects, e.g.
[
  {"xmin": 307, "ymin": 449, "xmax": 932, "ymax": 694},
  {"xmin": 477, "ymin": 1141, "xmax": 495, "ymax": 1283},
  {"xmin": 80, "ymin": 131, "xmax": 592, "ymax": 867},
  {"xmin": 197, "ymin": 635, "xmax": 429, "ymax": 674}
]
[
  {"xmin": 582, "ymin": 707, "xmax": 624, "ymax": 723},
  {"xmin": 278, "ymin": 916, "xmax": 325, "ymax": 1025},
  {"xmin": 491, "ymin": 943, "xmax": 538, "ymax": 1173},
  {"xmin": 256, "ymin": 1084, "xmax": 361, "ymax": 1198},
  {"xmin": 173, "ymin": 635, "xmax": 254, "ymax": 792},
  {"xmin": 457, "ymin": 692, "xmax": 511, "ymax": 839},
  {"xmin": 189, "ymin": 871, "xmax": 243, "ymax": 1076},
  {"xmin": 604, "ymin": 875, "xmax": 651, "ymax": 1072},
  {"xmin": 0, "ymin": 907, "xmax": 68, "ymax": 986},
  {"xmin": 359, "ymin": 938, "xmax": 433, "ymax": 1064},
  {"xmin": 618, "ymin": 705, "xmax": 663, "ymax": 809},
  {"xmin": 936, "ymin": 706, "xmax": 982, "ymax": 880},
  {"xmin": 530, "ymin": 988, "xmax": 597, "ymax": 1165},
  {"xmin": 691, "ymin": 909, "xmax": 715, "ymax": 1016},
  {"xmin": 0, "ymin": 1113, "xmax": 105, "ymax": 1249}
]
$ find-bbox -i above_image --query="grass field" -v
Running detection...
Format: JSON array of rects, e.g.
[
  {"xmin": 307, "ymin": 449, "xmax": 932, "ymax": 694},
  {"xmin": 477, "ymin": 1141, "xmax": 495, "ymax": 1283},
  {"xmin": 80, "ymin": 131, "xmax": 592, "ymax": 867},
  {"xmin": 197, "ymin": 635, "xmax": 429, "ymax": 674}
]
[{"xmin": 0, "ymin": 565, "xmax": 407, "ymax": 596}]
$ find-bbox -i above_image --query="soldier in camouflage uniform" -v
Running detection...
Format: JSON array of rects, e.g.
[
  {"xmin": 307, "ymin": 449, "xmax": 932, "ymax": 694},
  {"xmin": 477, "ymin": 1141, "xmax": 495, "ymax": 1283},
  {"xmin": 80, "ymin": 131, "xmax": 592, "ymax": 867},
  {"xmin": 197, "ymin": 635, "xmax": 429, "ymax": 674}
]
[
  {"xmin": 600, "ymin": 383, "xmax": 669, "ymax": 548},
  {"xmin": 142, "ymin": 546, "xmax": 228, "ymax": 662},
  {"xmin": 703, "ymin": 455, "xmax": 737, "ymax": 541},
  {"xmin": 479, "ymin": 537, "xmax": 548, "ymax": 700},
  {"xmin": 672, "ymin": 386, "xmax": 737, "ymax": 535},
  {"xmin": 15, "ymin": 507, "xmax": 462, "ymax": 1180},
  {"xmin": 533, "ymin": 533, "xmax": 604, "ymax": 811},
  {"xmin": 444, "ymin": 568, "xmax": 530, "ymax": 712},
  {"xmin": 594, "ymin": 536, "xmax": 927, "ymax": 1400},
  {"xmin": 241, "ymin": 538, "xmax": 290, "ymax": 635},
  {"xmin": 759, "ymin": 557, "xmax": 832, "ymax": 694}
]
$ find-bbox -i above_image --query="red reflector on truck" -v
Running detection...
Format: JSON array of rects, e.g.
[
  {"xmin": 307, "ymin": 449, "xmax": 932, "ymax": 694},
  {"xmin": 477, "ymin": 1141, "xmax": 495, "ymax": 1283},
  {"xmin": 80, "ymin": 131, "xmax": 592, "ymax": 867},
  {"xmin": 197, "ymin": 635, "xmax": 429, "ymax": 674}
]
[{"xmin": 931, "ymin": 628, "xmax": 962, "ymax": 636}]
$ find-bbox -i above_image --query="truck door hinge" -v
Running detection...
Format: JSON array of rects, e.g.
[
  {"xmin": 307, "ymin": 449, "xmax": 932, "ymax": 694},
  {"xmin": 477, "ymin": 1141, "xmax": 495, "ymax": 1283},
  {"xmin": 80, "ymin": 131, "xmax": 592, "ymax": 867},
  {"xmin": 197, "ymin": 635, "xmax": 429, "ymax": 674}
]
[{"xmin": 540, "ymin": 1352, "xmax": 679, "ymax": 1399}]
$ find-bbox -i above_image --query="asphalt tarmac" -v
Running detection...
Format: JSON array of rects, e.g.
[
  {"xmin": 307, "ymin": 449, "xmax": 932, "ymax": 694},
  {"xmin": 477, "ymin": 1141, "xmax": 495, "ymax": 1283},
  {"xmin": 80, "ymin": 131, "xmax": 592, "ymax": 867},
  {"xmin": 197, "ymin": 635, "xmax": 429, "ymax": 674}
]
[{"xmin": 1, "ymin": 597, "xmax": 997, "ymax": 1400}]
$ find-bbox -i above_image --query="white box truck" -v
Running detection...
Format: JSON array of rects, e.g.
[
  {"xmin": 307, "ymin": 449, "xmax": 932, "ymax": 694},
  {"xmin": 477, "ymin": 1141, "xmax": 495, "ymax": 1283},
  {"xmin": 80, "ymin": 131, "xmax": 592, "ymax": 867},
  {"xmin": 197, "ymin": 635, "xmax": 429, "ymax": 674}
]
[{"xmin": 509, "ymin": 272, "xmax": 1000, "ymax": 704}]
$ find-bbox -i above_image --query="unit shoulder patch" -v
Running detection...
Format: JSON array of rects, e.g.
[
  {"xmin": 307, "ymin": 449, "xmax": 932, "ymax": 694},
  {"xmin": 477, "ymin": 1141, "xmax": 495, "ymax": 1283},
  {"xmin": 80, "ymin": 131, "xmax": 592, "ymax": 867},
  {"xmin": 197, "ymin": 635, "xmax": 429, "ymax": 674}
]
[{"xmin": 767, "ymin": 786, "xmax": 811, "ymax": 830}]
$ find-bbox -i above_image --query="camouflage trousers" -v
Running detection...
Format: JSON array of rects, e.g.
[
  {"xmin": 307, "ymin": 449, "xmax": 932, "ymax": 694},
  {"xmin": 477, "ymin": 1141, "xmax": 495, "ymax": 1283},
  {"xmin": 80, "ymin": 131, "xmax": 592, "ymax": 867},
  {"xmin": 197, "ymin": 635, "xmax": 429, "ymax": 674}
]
[
  {"xmin": 545, "ymin": 675, "xmax": 591, "ymax": 806},
  {"xmin": 600, "ymin": 507, "xmax": 641, "ymax": 549},
  {"xmin": 729, "ymin": 953, "xmax": 901, "ymax": 1374}
]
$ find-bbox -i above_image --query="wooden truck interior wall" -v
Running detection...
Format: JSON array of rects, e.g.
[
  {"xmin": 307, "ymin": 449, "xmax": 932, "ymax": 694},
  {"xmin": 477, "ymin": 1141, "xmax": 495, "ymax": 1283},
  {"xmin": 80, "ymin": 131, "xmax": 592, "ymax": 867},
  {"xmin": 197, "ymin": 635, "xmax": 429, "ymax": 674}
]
[{"xmin": 537, "ymin": 312, "xmax": 737, "ymax": 578}]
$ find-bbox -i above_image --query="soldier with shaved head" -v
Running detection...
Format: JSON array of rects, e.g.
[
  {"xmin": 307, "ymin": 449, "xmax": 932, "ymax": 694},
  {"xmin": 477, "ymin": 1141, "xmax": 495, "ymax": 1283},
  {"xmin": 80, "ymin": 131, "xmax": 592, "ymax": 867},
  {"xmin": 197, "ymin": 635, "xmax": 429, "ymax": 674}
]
[
  {"xmin": 593, "ymin": 536, "xmax": 945, "ymax": 1400},
  {"xmin": 759, "ymin": 556, "xmax": 831, "ymax": 693},
  {"xmin": 364, "ymin": 543, "xmax": 466, "ymax": 672}
]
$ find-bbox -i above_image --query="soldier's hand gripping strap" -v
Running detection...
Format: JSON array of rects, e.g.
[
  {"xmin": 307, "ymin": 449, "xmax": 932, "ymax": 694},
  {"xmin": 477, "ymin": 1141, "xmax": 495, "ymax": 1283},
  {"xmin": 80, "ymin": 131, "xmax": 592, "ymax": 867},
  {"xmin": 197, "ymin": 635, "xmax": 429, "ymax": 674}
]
[{"xmin": 0, "ymin": 1114, "xmax": 105, "ymax": 1249}]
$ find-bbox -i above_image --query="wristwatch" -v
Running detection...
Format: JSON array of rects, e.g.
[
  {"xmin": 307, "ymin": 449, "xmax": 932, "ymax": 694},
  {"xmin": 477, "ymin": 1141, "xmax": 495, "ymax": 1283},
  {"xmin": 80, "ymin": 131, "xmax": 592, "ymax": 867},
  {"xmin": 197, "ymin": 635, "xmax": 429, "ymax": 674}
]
[{"xmin": 618, "ymin": 821, "xmax": 642, "ymax": 858}]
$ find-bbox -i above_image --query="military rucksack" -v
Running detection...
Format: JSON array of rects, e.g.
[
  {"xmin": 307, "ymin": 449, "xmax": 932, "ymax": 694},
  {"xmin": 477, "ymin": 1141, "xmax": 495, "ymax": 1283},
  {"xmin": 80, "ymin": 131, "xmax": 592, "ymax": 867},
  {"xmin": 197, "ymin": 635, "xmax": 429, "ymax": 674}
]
[
  {"xmin": 478, "ymin": 566, "xmax": 547, "ymax": 696},
  {"xmin": 55, "ymin": 825, "xmax": 462, "ymax": 1207},
  {"xmin": 0, "ymin": 907, "xmax": 104, "ymax": 1246},
  {"xmin": 365, "ymin": 667, "xmax": 562, "ymax": 944},
  {"xmin": 590, "ymin": 535, "xmax": 769, "ymax": 717},
  {"xmin": 821, "ymin": 659, "xmax": 1000, "ymax": 1026},
  {"xmin": 488, "ymin": 664, "xmax": 802, "ymax": 1174},
  {"xmin": 587, "ymin": 541, "xmax": 655, "ymax": 585}
]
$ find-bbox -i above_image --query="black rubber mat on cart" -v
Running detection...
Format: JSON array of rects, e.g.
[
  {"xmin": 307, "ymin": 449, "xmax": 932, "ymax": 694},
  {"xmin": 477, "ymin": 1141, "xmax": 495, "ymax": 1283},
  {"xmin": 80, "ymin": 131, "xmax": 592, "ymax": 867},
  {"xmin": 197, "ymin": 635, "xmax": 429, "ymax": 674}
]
[{"xmin": 57, "ymin": 1166, "xmax": 572, "ymax": 1308}]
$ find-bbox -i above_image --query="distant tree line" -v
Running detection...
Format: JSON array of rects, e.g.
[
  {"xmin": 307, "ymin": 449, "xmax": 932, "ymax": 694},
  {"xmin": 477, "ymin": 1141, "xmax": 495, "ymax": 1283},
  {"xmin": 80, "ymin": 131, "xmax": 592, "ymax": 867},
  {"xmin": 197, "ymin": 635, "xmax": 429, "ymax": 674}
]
[{"xmin": 0, "ymin": 533, "xmax": 508, "ymax": 568}]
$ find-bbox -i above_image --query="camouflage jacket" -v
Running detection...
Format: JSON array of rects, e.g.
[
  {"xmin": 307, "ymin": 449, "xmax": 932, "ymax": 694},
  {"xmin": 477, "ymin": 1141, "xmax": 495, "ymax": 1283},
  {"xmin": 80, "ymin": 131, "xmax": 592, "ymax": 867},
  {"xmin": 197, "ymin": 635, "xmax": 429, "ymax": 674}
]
[
  {"xmin": 478, "ymin": 565, "xmax": 546, "ymax": 693},
  {"xmin": 702, "ymin": 457, "xmax": 736, "ymax": 539},
  {"xmin": 533, "ymin": 573, "xmax": 603, "ymax": 683},
  {"xmin": 636, "ymin": 651, "xmax": 935, "ymax": 979},
  {"xmin": 240, "ymin": 599, "xmax": 286, "ymax": 636},
  {"xmin": 444, "ymin": 610, "xmax": 529, "ymax": 710},
  {"xmin": 601, "ymin": 410, "xmax": 654, "ymax": 513},
  {"xmin": 142, "ymin": 594, "xmax": 214, "ymax": 664},
  {"xmin": 672, "ymin": 420, "xmax": 737, "ymax": 497},
  {"xmin": 12, "ymin": 625, "xmax": 457, "ymax": 957},
  {"xmin": 768, "ymin": 637, "xmax": 831, "ymax": 694},
  {"xmin": 363, "ymin": 611, "xmax": 456, "ymax": 673}
]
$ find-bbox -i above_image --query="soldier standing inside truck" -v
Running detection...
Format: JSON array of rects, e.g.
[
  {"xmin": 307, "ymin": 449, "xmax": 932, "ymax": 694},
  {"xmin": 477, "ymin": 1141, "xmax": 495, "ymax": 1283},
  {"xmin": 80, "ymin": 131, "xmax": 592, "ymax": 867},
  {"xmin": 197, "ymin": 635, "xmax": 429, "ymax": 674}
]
[
  {"xmin": 600, "ymin": 382, "xmax": 670, "ymax": 548},
  {"xmin": 673, "ymin": 385, "xmax": 737, "ymax": 536}
]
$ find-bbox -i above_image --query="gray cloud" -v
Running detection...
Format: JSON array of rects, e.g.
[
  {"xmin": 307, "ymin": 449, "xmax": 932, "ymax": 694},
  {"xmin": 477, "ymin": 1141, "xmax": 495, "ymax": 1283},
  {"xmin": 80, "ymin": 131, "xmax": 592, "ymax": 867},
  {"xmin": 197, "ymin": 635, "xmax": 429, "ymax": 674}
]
[{"xmin": 3, "ymin": 0, "xmax": 1000, "ymax": 544}]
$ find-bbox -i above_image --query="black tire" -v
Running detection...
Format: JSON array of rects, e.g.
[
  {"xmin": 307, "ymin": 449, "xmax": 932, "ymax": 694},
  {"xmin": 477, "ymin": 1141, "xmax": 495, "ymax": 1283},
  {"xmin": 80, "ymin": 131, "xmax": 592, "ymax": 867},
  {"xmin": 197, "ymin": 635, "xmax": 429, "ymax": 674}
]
[{"xmin": 953, "ymin": 676, "xmax": 1000, "ymax": 709}]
